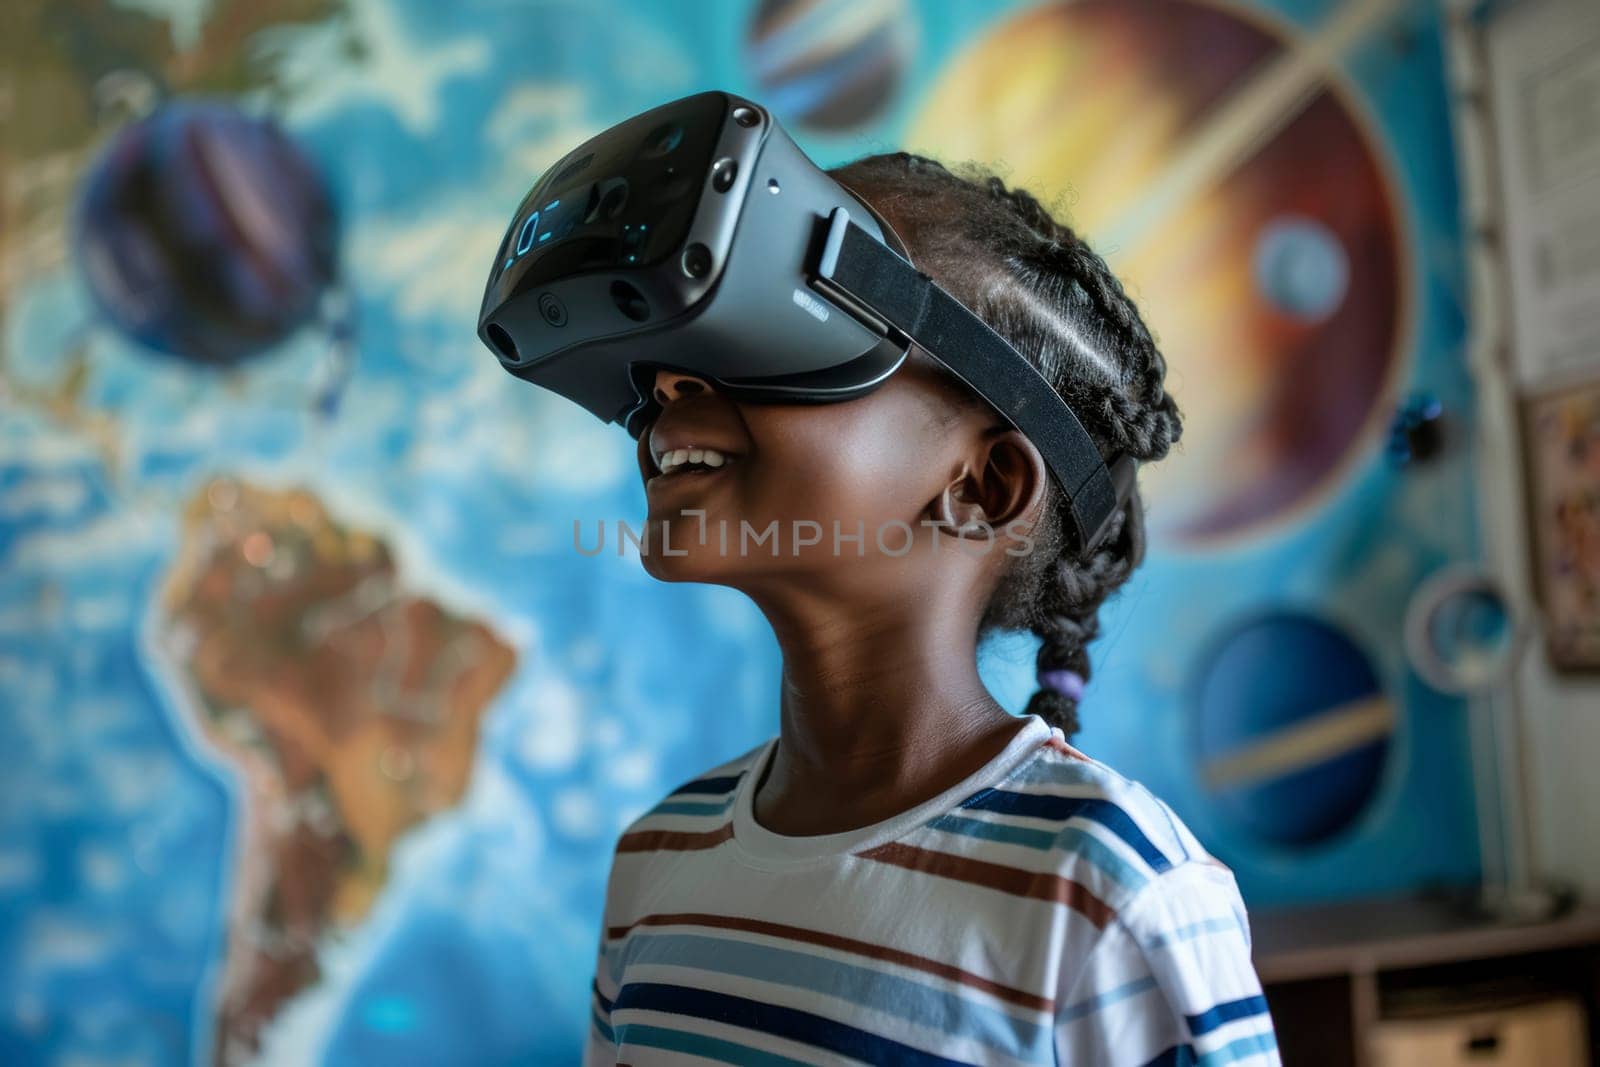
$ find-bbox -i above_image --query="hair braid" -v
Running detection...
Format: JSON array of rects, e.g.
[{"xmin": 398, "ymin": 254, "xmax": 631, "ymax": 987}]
[{"xmin": 829, "ymin": 153, "xmax": 1183, "ymax": 739}]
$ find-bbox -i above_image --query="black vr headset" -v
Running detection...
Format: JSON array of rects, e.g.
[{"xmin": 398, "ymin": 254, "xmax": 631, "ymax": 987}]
[{"xmin": 477, "ymin": 90, "xmax": 1136, "ymax": 554}]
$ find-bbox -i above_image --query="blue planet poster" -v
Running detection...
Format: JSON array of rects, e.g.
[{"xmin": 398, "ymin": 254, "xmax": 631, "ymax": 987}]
[{"xmin": 1, "ymin": 0, "xmax": 1481, "ymax": 1062}]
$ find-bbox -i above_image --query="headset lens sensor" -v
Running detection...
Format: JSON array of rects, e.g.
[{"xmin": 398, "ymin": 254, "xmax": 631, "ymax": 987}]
[{"xmin": 643, "ymin": 122, "xmax": 684, "ymax": 158}]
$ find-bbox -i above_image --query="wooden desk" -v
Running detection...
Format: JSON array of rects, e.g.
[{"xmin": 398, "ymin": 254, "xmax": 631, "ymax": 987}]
[{"xmin": 1251, "ymin": 896, "xmax": 1600, "ymax": 1066}]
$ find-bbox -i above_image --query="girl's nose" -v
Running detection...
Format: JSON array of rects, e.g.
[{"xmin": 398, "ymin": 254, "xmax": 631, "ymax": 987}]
[{"xmin": 652, "ymin": 368, "xmax": 715, "ymax": 406}]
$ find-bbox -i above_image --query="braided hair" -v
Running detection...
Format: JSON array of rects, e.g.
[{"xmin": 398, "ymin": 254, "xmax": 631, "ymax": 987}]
[{"xmin": 828, "ymin": 153, "xmax": 1183, "ymax": 740}]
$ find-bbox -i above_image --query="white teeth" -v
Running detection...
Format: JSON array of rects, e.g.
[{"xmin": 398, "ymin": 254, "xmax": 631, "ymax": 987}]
[{"xmin": 656, "ymin": 447, "xmax": 729, "ymax": 474}]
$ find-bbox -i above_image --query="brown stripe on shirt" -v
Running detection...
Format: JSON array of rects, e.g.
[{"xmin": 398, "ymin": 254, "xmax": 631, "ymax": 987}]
[
  {"xmin": 856, "ymin": 841, "xmax": 1116, "ymax": 929},
  {"xmin": 605, "ymin": 911, "xmax": 1054, "ymax": 1012},
  {"xmin": 615, "ymin": 822, "xmax": 735, "ymax": 854}
]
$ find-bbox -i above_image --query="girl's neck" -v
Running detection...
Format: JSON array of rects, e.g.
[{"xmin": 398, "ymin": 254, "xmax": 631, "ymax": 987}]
[{"xmin": 745, "ymin": 583, "xmax": 1021, "ymax": 837}]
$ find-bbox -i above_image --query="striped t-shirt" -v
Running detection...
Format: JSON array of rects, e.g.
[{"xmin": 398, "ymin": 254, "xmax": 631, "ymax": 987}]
[{"xmin": 585, "ymin": 713, "xmax": 1280, "ymax": 1066}]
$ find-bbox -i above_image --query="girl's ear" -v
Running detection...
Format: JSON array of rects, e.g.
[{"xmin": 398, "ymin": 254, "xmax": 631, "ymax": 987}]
[
  {"xmin": 932, "ymin": 429, "xmax": 1048, "ymax": 534},
  {"xmin": 932, "ymin": 479, "xmax": 985, "ymax": 533}
]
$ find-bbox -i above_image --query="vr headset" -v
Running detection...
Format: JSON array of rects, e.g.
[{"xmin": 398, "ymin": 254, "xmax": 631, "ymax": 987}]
[{"xmin": 477, "ymin": 90, "xmax": 1136, "ymax": 554}]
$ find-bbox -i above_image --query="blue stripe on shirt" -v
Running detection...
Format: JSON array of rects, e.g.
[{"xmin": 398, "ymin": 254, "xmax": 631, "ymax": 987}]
[
  {"xmin": 1139, "ymin": 1030, "xmax": 1278, "ymax": 1067},
  {"xmin": 1056, "ymin": 975, "xmax": 1159, "ymax": 1024},
  {"xmin": 926, "ymin": 814, "xmax": 1150, "ymax": 895},
  {"xmin": 1205, "ymin": 1030, "xmax": 1279, "ymax": 1065},
  {"xmin": 616, "ymin": 931, "xmax": 1049, "ymax": 1060},
  {"xmin": 616, "ymin": 1021, "xmax": 817, "ymax": 1066},
  {"xmin": 1144, "ymin": 915, "xmax": 1244, "ymax": 951},
  {"xmin": 613, "ymin": 981, "xmax": 980, "ymax": 1066},
  {"xmin": 959, "ymin": 788, "xmax": 1174, "ymax": 873},
  {"xmin": 1187, "ymin": 994, "xmax": 1271, "ymax": 1037},
  {"xmin": 591, "ymin": 1008, "xmax": 615, "ymax": 1045},
  {"xmin": 649, "ymin": 795, "xmax": 737, "ymax": 817},
  {"xmin": 668, "ymin": 773, "xmax": 742, "ymax": 797},
  {"xmin": 1143, "ymin": 1045, "xmax": 1198, "ymax": 1067}
]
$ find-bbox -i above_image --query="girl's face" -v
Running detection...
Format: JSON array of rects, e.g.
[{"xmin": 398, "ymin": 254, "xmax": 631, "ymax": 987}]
[{"xmin": 635, "ymin": 353, "xmax": 1011, "ymax": 593}]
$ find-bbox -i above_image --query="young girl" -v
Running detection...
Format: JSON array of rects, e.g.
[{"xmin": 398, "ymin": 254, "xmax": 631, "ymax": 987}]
[{"xmin": 584, "ymin": 154, "xmax": 1280, "ymax": 1066}]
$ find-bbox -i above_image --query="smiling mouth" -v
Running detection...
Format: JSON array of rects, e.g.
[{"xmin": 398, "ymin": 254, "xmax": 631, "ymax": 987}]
[{"xmin": 646, "ymin": 446, "xmax": 737, "ymax": 489}]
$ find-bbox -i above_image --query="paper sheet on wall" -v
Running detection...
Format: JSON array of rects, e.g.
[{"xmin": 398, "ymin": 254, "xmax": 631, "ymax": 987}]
[{"xmin": 1488, "ymin": 0, "xmax": 1600, "ymax": 391}]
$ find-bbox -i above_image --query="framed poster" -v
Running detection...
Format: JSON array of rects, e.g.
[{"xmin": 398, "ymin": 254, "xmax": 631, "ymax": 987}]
[{"xmin": 1523, "ymin": 379, "xmax": 1600, "ymax": 670}]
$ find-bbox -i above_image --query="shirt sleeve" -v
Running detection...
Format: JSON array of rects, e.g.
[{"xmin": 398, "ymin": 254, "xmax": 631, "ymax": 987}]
[
  {"xmin": 1054, "ymin": 860, "xmax": 1281, "ymax": 1066},
  {"xmin": 581, "ymin": 921, "xmax": 617, "ymax": 1067},
  {"xmin": 582, "ymin": 852, "xmax": 623, "ymax": 1067}
]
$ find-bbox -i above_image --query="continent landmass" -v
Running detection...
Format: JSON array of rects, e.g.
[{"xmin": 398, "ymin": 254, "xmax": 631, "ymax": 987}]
[{"xmin": 157, "ymin": 478, "xmax": 515, "ymax": 1063}]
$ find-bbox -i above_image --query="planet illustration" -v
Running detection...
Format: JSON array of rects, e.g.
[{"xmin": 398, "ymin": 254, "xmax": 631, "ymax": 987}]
[
  {"xmin": 906, "ymin": 0, "xmax": 1407, "ymax": 546},
  {"xmin": 744, "ymin": 0, "xmax": 915, "ymax": 131},
  {"xmin": 75, "ymin": 99, "xmax": 340, "ymax": 368},
  {"xmin": 1254, "ymin": 215, "xmax": 1350, "ymax": 323},
  {"xmin": 1191, "ymin": 611, "xmax": 1393, "ymax": 847}
]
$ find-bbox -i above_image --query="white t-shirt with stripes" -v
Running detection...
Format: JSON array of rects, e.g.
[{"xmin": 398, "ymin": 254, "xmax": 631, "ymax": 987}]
[{"xmin": 584, "ymin": 712, "xmax": 1280, "ymax": 1066}]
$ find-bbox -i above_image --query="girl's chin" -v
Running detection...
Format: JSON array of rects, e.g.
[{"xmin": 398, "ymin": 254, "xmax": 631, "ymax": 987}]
[
  {"xmin": 634, "ymin": 515, "xmax": 718, "ymax": 579},
  {"xmin": 639, "ymin": 550, "xmax": 738, "ymax": 585},
  {"xmin": 639, "ymin": 509, "xmax": 752, "ymax": 551}
]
